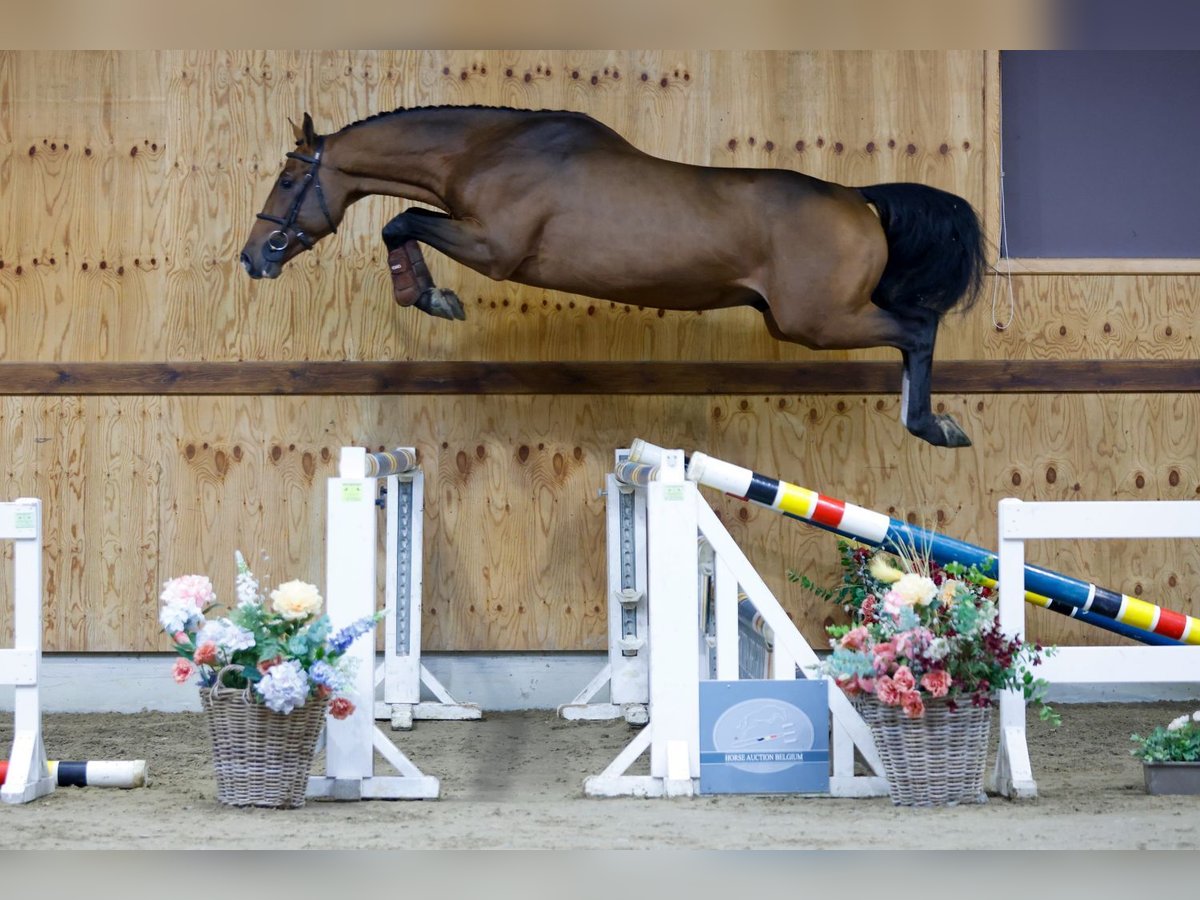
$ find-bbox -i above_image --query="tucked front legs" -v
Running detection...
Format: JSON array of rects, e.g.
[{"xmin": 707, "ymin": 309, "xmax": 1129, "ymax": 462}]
[
  {"xmin": 381, "ymin": 209, "xmax": 467, "ymax": 321},
  {"xmin": 386, "ymin": 240, "xmax": 433, "ymax": 307}
]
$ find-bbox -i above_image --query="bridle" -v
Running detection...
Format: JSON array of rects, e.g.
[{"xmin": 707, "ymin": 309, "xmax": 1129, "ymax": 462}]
[{"xmin": 256, "ymin": 137, "xmax": 338, "ymax": 262}]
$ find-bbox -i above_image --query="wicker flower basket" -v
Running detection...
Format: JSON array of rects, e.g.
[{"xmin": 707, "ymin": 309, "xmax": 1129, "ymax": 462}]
[
  {"xmin": 199, "ymin": 667, "xmax": 328, "ymax": 808},
  {"xmin": 858, "ymin": 696, "xmax": 991, "ymax": 807}
]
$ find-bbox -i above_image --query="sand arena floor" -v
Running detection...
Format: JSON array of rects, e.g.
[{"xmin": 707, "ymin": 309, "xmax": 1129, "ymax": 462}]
[{"xmin": 2, "ymin": 702, "xmax": 1199, "ymax": 849}]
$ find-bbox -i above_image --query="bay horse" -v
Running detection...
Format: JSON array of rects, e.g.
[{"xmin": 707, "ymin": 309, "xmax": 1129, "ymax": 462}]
[{"xmin": 241, "ymin": 108, "xmax": 985, "ymax": 447}]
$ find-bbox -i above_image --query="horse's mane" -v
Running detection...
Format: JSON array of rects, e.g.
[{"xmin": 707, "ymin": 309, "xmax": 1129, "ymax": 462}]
[{"xmin": 336, "ymin": 104, "xmax": 575, "ymax": 133}]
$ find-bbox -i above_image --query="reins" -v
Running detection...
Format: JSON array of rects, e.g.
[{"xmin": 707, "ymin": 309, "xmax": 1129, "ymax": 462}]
[{"xmin": 256, "ymin": 137, "xmax": 338, "ymax": 262}]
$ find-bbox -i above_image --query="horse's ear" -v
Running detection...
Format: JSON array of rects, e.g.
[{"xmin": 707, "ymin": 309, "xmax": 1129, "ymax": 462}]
[
  {"xmin": 302, "ymin": 112, "xmax": 316, "ymax": 146},
  {"xmin": 289, "ymin": 116, "xmax": 304, "ymax": 145}
]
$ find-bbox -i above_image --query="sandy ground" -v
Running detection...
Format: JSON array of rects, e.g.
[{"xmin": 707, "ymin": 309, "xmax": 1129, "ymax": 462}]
[{"xmin": 2, "ymin": 702, "xmax": 1199, "ymax": 849}]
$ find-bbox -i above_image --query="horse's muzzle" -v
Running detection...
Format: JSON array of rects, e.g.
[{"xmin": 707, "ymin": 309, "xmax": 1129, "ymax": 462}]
[{"xmin": 240, "ymin": 251, "xmax": 281, "ymax": 280}]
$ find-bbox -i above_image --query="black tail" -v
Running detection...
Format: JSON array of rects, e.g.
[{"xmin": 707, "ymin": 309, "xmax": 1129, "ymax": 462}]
[{"xmin": 857, "ymin": 182, "xmax": 985, "ymax": 317}]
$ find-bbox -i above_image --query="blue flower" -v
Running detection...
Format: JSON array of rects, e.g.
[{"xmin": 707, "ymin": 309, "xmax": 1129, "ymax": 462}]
[
  {"xmin": 326, "ymin": 614, "xmax": 377, "ymax": 655},
  {"xmin": 308, "ymin": 660, "xmax": 342, "ymax": 691},
  {"xmin": 254, "ymin": 659, "xmax": 310, "ymax": 714}
]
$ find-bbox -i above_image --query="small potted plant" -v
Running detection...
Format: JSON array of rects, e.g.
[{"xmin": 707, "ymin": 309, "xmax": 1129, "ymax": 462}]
[{"xmin": 1132, "ymin": 711, "xmax": 1200, "ymax": 795}]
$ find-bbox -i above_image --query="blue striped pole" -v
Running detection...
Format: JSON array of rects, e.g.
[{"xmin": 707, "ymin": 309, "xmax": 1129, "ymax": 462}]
[{"xmin": 630, "ymin": 440, "xmax": 1189, "ymax": 646}]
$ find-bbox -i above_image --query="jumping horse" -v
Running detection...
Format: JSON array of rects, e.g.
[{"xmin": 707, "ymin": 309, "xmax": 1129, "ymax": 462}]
[{"xmin": 241, "ymin": 108, "xmax": 985, "ymax": 447}]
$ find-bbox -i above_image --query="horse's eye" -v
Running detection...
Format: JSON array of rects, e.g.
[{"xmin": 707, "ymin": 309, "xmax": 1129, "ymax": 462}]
[{"xmin": 280, "ymin": 177, "xmax": 294, "ymax": 190}]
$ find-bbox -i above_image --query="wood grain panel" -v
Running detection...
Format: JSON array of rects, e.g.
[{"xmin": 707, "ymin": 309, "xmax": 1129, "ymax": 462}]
[
  {"xmin": 3, "ymin": 51, "xmax": 1198, "ymax": 663},
  {"xmin": 0, "ymin": 49, "xmax": 1005, "ymax": 366},
  {"xmin": 3, "ymin": 50, "xmax": 1195, "ymax": 367},
  {"xmin": 709, "ymin": 52, "xmax": 983, "ymax": 198},
  {"xmin": 3, "ymin": 392, "xmax": 1198, "ymax": 654},
  {"xmin": 970, "ymin": 275, "xmax": 1200, "ymax": 361}
]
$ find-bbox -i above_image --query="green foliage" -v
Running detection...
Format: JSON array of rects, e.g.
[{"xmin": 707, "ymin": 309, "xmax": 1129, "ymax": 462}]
[{"xmin": 1132, "ymin": 715, "xmax": 1200, "ymax": 762}]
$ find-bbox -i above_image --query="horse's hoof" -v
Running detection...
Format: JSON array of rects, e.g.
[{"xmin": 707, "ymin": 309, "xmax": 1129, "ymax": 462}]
[
  {"xmin": 935, "ymin": 414, "xmax": 972, "ymax": 448},
  {"xmin": 415, "ymin": 288, "xmax": 466, "ymax": 321}
]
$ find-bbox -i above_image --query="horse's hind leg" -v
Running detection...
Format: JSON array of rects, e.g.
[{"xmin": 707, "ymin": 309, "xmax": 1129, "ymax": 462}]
[
  {"xmin": 382, "ymin": 209, "xmax": 466, "ymax": 320},
  {"xmin": 759, "ymin": 292, "xmax": 970, "ymax": 447},
  {"xmin": 897, "ymin": 312, "xmax": 971, "ymax": 448}
]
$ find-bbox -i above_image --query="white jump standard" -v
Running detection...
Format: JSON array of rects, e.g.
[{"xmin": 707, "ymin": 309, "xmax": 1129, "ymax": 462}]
[
  {"xmin": 1, "ymin": 499, "xmax": 55, "ymax": 805},
  {"xmin": 308, "ymin": 447, "xmax": 444, "ymax": 800},
  {"xmin": 559, "ymin": 451, "xmax": 651, "ymax": 724},
  {"xmin": 561, "ymin": 453, "xmax": 784, "ymax": 725},
  {"xmin": 583, "ymin": 449, "xmax": 888, "ymax": 799},
  {"xmin": 368, "ymin": 448, "xmax": 480, "ymax": 730}
]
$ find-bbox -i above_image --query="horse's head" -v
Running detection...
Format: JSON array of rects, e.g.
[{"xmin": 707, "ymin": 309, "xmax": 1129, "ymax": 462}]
[{"xmin": 240, "ymin": 113, "xmax": 348, "ymax": 279}]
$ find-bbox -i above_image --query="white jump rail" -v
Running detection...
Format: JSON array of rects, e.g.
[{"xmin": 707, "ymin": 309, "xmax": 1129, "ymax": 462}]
[
  {"xmin": 584, "ymin": 450, "xmax": 887, "ymax": 798},
  {"xmin": 993, "ymin": 498, "xmax": 1200, "ymax": 799},
  {"xmin": 1, "ymin": 499, "xmax": 55, "ymax": 805},
  {"xmin": 307, "ymin": 448, "xmax": 440, "ymax": 800}
]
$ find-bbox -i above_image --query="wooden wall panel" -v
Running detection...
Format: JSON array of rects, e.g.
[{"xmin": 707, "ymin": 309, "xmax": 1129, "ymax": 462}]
[
  {"xmin": 1, "ymin": 50, "xmax": 997, "ymax": 367},
  {"xmin": 2, "ymin": 392, "xmax": 1196, "ymax": 653},
  {"xmin": 2, "ymin": 51, "xmax": 1198, "ymax": 657}
]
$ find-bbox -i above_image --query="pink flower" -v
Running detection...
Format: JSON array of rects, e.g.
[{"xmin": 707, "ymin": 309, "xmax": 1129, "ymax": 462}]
[
  {"xmin": 901, "ymin": 690, "xmax": 926, "ymax": 718},
  {"xmin": 193, "ymin": 642, "xmax": 219, "ymax": 666},
  {"xmin": 163, "ymin": 574, "xmax": 215, "ymax": 610},
  {"xmin": 840, "ymin": 626, "xmax": 869, "ymax": 652},
  {"xmin": 329, "ymin": 697, "xmax": 356, "ymax": 720},
  {"xmin": 875, "ymin": 675, "xmax": 903, "ymax": 705},
  {"xmin": 895, "ymin": 627, "xmax": 932, "ymax": 659},
  {"xmin": 921, "ymin": 669, "xmax": 952, "ymax": 698},
  {"xmin": 892, "ymin": 665, "xmax": 916, "ymax": 692},
  {"xmin": 835, "ymin": 674, "xmax": 861, "ymax": 696},
  {"xmin": 173, "ymin": 631, "xmax": 189, "ymax": 645},
  {"xmin": 861, "ymin": 595, "xmax": 877, "ymax": 624},
  {"xmin": 856, "ymin": 676, "xmax": 876, "ymax": 694},
  {"xmin": 871, "ymin": 641, "xmax": 896, "ymax": 674},
  {"xmin": 257, "ymin": 655, "xmax": 283, "ymax": 675},
  {"xmin": 172, "ymin": 658, "xmax": 195, "ymax": 684}
]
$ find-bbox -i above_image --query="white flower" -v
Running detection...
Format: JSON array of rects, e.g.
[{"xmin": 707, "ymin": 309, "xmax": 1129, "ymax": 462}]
[
  {"xmin": 235, "ymin": 572, "xmax": 260, "ymax": 608},
  {"xmin": 1167, "ymin": 715, "xmax": 1190, "ymax": 732},
  {"xmin": 196, "ymin": 618, "xmax": 255, "ymax": 653},
  {"xmin": 1193, "ymin": 710, "xmax": 1200, "ymax": 722},
  {"xmin": 270, "ymin": 580, "xmax": 323, "ymax": 620},
  {"xmin": 893, "ymin": 573, "xmax": 938, "ymax": 607},
  {"xmin": 926, "ymin": 637, "xmax": 951, "ymax": 661},
  {"xmin": 159, "ymin": 574, "xmax": 214, "ymax": 634},
  {"xmin": 234, "ymin": 550, "xmax": 262, "ymax": 607},
  {"xmin": 160, "ymin": 601, "xmax": 204, "ymax": 635}
]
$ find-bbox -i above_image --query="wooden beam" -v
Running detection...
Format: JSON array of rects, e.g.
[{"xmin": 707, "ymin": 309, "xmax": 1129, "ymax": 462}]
[
  {"xmin": 0, "ymin": 360, "xmax": 1197, "ymax": 396},
  {"xmin": 994, "ymin": 258, "xmax": 1200, "ymax": 276}
]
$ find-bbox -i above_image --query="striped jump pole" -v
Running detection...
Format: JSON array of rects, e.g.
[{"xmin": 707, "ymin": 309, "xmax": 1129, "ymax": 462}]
[
  {"xmin": 0, "ymin": 759, "xmax": 146, "ymax": 789},
  {"xmin": 613, "ymin": 460, "xmax": 659, "ymax": 487},
  {"xmin": 362, "ymin": 448, "xmax": 420, "ymax": 478},
  {"xmin": 629, "ymin": 440, "xmax": 1194, "ymax": 646}
]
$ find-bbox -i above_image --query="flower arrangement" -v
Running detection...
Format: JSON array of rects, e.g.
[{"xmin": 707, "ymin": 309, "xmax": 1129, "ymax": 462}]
[
  {"xmin": 1131, "ymin": 711, "xmax": 1200, "ymax": 763},
  {"xmin": 791, "ymin": 540, "xmax": 1056, "ymax": 722},
  {"xmin": 160, "ymin": 552, "xmax": 381, "ymax": 718}
]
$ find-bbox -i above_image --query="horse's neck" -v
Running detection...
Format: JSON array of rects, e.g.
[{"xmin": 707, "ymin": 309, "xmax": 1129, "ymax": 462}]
[{"xmin": 327, "ymin": 108, "xmax": 498, "ymax": 208}]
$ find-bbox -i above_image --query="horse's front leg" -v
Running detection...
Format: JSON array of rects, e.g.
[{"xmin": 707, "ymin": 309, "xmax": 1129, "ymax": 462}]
[
  {"xmin": 381, "ymin": 209, "xmax": 466, "ymax": 321},
  {"xmin": 898, "ymin": 314, "xmax": 972, "ymax": 448}
]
